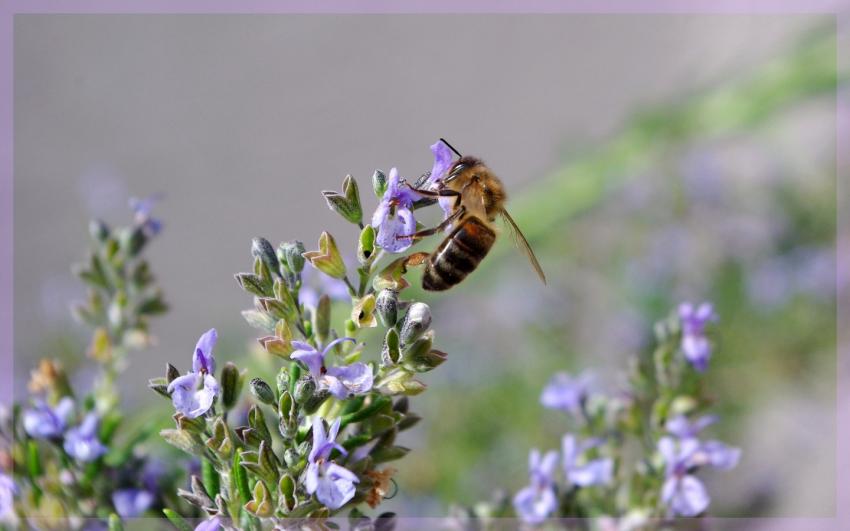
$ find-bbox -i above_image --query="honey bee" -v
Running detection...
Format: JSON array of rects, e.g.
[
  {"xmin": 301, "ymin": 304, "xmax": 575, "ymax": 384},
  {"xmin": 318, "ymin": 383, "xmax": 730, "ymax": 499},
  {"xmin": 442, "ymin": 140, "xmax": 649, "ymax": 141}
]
[{"xmin": 403, "ymin": 139, "xmax": 547, "ymax": 291}]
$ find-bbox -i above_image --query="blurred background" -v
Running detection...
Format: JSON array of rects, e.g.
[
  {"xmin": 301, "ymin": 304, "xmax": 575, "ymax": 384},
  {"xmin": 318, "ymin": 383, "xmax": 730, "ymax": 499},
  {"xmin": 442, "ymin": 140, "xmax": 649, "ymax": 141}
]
[{"xmin": 13, "ymin": 14, "xmax": 844, "ymax": 518}]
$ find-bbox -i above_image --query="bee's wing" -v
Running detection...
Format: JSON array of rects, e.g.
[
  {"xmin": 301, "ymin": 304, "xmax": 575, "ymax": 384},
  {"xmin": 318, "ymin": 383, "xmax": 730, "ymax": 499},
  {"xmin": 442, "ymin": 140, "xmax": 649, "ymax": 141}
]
[{"xmin": 500, "ymin": 209, "xmax": 547, "ymax": 285}]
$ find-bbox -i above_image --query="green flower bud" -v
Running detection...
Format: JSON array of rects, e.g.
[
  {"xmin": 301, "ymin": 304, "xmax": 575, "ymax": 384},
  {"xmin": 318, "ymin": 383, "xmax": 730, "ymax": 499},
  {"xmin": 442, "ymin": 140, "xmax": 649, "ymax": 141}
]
[
  {"xmin": 399, "ymin": 302, "xmax": 432, "ymax": 345},
  {"xmin": 302, "ymin": 232, "xmax": 347, "ymax": 280},
  {"xmin": 375, "ymin": 288, "xmax": 399, "ymax": 327},
  {"xmin": 278, "ymin": 474, "xmax": 297, "ymax": 513},
  {"xmin": 276, "ymin": 367, "xmax": 290, "ymax": 395},
  {"xmin": 381, "ymin": 328, "xmax": 401, "ymax": 367},
  {"xmin": 293, "ymin": 375, "xmax": 316, "ymax": 405},
  {"xmin": 315, "ymin": 294, "xmax": 331, "ymax": 344},
  {"xmin": 358, "ymin": 225, "xmax": 376, "ymax": 264},
  {"xmin": 220, "ymin": 362, "xmax": 243, "ymax": 411},
  {"xmin": 252, "ymin": 237, "xmax": 281, "ymax": 277},
  {"xmin": 234, "ymin": 272, "xmax": 271, "ymax": 297},
  {"xmin": 248, "ymin": 405, "xmax": 272, "ymax": 446},
  {"xmin": 351, "ymin": 294, "xmax": 378, "ymax": 329},
  {"xmin": 89, "ymin": 219, "xmax": 110, "ymax": 243},
  {"xmin": 244, "ymin": 479, "xmax": 273, "ymax": 517},
  {"xmin": 402, "ymin": 336, "xmax": 447, "ymax": 373},
  {"xmin": 372, "ymin": 169, "xmax": 388, "ymax": 198},
  {"xmin": 302, "ymin": 389, "xmax": 331, "ymax": 415},
  {"xmin": 278, "ymin": 240, "xmax": 306, "ymax": 274},
  {"xmin": 249, "ymin": 378, "xmax": 276, "ymax": 406},
  {"xmin": 322, "ymin": 174, "xmax": 363, "ymax": 225}
]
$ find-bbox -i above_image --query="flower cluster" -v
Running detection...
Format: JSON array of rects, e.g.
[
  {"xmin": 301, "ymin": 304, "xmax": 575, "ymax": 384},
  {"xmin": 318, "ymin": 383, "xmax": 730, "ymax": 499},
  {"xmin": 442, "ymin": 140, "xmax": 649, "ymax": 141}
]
[
  {"xmin": 2, "ymin": 197, "xmax": 183, "ymax": 528},
  {"xmin": 454, "ymin": 301, "xmax": 740, "ymax": 527},
  {"xmin": 152, "ymin": 148, "xmax": 456, "ymax": 528}
]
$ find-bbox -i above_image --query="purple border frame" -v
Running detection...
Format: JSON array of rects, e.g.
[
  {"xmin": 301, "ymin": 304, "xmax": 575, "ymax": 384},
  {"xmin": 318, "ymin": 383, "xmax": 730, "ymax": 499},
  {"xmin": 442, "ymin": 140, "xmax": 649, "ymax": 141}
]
[{"xmin": 1, "ymin": 1, "xmax": 847, "ymax": 528}]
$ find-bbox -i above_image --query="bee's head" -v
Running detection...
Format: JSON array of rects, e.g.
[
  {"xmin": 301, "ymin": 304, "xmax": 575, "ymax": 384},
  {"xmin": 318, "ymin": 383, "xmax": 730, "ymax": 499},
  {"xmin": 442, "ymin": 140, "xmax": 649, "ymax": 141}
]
[{"xmin": 445, "ymin": 156, "xmax": 485, "ymax": 185}]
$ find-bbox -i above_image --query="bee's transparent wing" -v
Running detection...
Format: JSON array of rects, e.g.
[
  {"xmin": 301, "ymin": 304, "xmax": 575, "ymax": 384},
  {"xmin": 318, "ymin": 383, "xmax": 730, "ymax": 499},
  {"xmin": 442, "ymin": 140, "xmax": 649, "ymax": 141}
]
[{"xmin": 500, "ymin": 209, "xmax": 547, "ymax": 285}]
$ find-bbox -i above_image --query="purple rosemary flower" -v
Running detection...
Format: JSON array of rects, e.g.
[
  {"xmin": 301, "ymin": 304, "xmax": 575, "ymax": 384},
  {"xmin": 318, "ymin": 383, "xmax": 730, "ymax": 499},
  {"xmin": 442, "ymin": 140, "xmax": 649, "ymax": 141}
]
[
  {"xmin": 658, "ymin": 435, "xmax": 739, "ymax": 517},
  {"xmin": 425, "ymin": 140, "xmax": 455, "ymax": 218},
  {"xmin": 129, "ymin": 194, "xmax": 163, "ymax": 237},
  {"xmin": 665, "ymin": 414, "xmax": 717, "ymax": 439},
  {"xmin": 22, "ymin": 397, "xmax": 74, "ymax": 439},
  {"xmin": 305, "ymin": 417, "xmax": 359, "ymax": 510},
  {"xmin": 192, "ymin": 328, "xmax": 217, "ymax": 375},
  {"xmin": 561, "ymin": 434, "xmax": 613, "ymax": 488},
  {"xmin": 678, "ymin": 302, "xmax": 717, "ymax": 372},
  {"xmin": 299, "ymin": 266, "xmax": 350, "ymax": 309},
  {"xmin": 168, "ymin": 329, "xmax": 221, "ymax": 419},
  {"xmin": 194, "ymin": 517, "xmax": 222, "ymax": 531},
  {"xmin": 112, "ymin": 489, "xmax": 154, "ymax": 518},
  {"xmin": 371, "ymin": 168, "xmax": 418, "ymax": 253},
  {"xmin": 291, "ymin": 338, "xmax": 374, "ymax": 399},
  {"xmin": 0, "ymin": 473, "xmax": 16, "ymax": 518},
  {"xmin": 63, "ymin": 412, "xmax": 107, "ymax": 462},
  {"xmin": 512, "ymin": 449, "xmax": 558, "ymax": 524},
  {"xmin": 540, "ymin": 371, "xmax": 592, "ymax": 415}
]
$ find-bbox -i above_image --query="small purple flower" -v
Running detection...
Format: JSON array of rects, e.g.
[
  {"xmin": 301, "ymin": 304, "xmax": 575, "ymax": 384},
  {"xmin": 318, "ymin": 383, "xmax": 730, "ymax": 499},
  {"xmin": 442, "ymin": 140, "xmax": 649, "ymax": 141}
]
[
  {"xmin": 678, "ymin": 302, "xmax": 717, "ymax": 372},
  {"xmin": 540, "ymin": 371, "xmax": 592, "ymax": 414},
  {"xmin": 665, "ymin": 414, "xmax": 717, "ymax": 439},
  {"xmin": 64, "ymin": 413, "xmax": 108, "ymax": 462},
  {"xmin": 192, "ymin": 328, "xmax": 217, "ymax": 375},
  {"xmin": 129, "ymin": 194, "xmax": 163, "ymax": 237},
  {"xmin": 371, "ymin": 168, "xmax": 418, "ymax": 253},
  {"xmin": 562, "ymin": 434, "xmax": 613, "ymax": 488},
  {"xmin": 168, "ymin": 373, "xmax": 220, "ymax": 419},
  {"xmin": 658, "ymin": 435, "xmax": 739, "ymax": 517},
  {"xmin": 194, "ymin": 517, "xmax": 222, "ymax": 531},
  {"xmin": 305, "ymin": 417, "xmax": 359, "ymax": 510},
  {"xmin": 425, "ymin": 140, "xmax": 456, "ymax": 218},
  {"xmin": 169, "ymin": 329, "xmax": 221, "ymax": 418},
  {"xmin": 112, "ymin": 489, "xmax": 154, "ymax": 518},
  {"xmin": 0, "ymin": 473, "xmax": 17, "ymax": 517},
  {"xmin": 512, "ymin": 449, "xmax": 558, "ymax": 524},
  {"xmin": 291, "ymin": 338, "xmax": 374, "ymax": 399},
  {"xmin": 299, "ymin": 266, "xmax": 350, "ymax": 309},
  {"xmin": 23, "ymin": 397, "xmax": 74, "ymax": 439}
]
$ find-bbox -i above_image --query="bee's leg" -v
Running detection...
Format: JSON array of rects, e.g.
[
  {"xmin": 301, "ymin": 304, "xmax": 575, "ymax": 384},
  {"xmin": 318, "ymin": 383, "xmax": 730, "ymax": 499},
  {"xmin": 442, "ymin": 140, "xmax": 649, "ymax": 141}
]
[
  {"xmin": 397, "ymin": 207, "xmax": 465, "ymax": 242},
  {"xmin": 403, "ymin": 184, "xmax": 464, "ymax": 208}
]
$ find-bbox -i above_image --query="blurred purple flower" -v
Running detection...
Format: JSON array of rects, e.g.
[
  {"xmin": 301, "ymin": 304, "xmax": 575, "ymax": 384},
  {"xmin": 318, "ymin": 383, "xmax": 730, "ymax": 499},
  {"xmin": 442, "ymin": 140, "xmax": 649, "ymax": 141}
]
[
  {"xmin": 512, "ymin": 449, "xmax": 558, "ymax": 524},
  {"xmin": 64, "ymin": 413, "xmax": 107, "ymax": 462},
  {"xmin": 299, "ymin": 266, "xmax": 349, "ymax": 309},
  {"xmin": 305, "ymin": 417, "xmax": 358, "ymax": 510},
  {"xmin": 23, "ymin": 397, "xmax": 74, "ymax": 439},
  {"xmin": 129, "ymin": 194, "xmax": 163, "ymax": 237},
  {"xmin": 112, "ymin": 489, "xmax": 154, "ymax": 518},
  {"xmin": 425, "ymin": 140, "xmax": 455, "ymax": 218},
  {"xmin": 658, "ymin": 435, "xmax": 740, "ymax": 517},
  {"xmin": 678, "ymin": 302, "xmax": 717, "ymax": 372},
  {"xmin": 665, "ymin": 414, "xmax": 717, "ymax": 439},
  {"xmin": 194, "ymin": 517, "xmax": 222, "ymax": 531},
  {"xmin": 540, "ymin": 371, "xmax": 592, "ymax": 414},
  {"xmin": 191, "ymin": 328, "xmax": 217, "ymax": 375},
  {"xmin": 562, "ymin": 434, "xmax": 613, "ymax": 487},
  {"xmin": 169, "ymin": 329, "xmax": 221, "ymax": 419},
  {"xmin": 371, "ymin": 168, "xmax": 418, "ymax": 253},
  {"xmin": 291, "ymin": 338, "xmax": 373, "ymax": 399},
  {"xmin": 0, "ymin": 473, "xmax": 16, "ymax": 517}
]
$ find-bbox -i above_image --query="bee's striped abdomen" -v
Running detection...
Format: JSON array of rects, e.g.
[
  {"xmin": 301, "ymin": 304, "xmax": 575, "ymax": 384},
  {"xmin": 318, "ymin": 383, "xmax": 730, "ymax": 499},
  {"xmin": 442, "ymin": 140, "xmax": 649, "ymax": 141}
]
[{"xmin": 422, "ymin": 216, "xmax": 496, "ymax": 291}]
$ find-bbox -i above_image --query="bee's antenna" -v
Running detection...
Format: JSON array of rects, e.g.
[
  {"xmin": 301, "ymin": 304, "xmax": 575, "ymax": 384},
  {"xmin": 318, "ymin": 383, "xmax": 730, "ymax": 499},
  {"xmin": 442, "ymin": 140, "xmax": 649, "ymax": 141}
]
[{"xmin": 439, "ymin": 137, "xmax": 463, "ymax": 157}]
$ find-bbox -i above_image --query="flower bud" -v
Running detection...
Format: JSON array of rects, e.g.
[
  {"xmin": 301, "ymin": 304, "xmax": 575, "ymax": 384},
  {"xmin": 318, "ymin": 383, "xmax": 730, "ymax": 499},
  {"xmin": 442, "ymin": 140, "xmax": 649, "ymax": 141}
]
[
  {"xmin": 249, "ymin": 378, "xmax": 276, "ymax": 406},
  {"xmin": 244, "ymin": 479, "xmax": 273, "ymax": 517},
  {"xmin": 315, "ymin": 294, "xmax": 331, "ymax": 344},
  {"xmin": 372, "ymin": 169, "xmax": 388, "ymax": 198},
  {"xmin": 376, "ymin": 289, "xmax": 399, "ymax": 327},
  {"xmin": 358, "ymin": 225, "xmax": 376, "ymax": 264},
  {"xmin": 252, "ymin": 237, "xmax": 280, "ymax": 277},
  {"xmin": 403, "ymin": 337, "xmax": 447, "ymax": 373},
  {"xmin": 248, "ymin": 405, "xmax": 272, "ymax": 446},
  {"xmin": 278, "ymin": 240, "xmax": 306, "ymax": 274},
  {"xmin": 235, "ymin": 272, "xmax": 270, "ymax": 297},
  {"xmin": 302, "ymin": 232, "xmax": 347, "ymax": 280},
  {"xmin": 293, "ymin": 375, "xmax": 316, "ymax": 405},
  {"xmin": 302, "ymin": 389, "xmax": 331, "ymax": 414},
  {"xmin": 276, "ymin": 367, "xmax": 290, "ymax": 395},
  {"xmin": 278, "ymin": 474, "xmax": 297, "ymax": 513},
  {"xmin": 322, "ymin": 175, "xmax": 363, "ymax": 226},
  {"xmin": 89, "ymin": 219, "xmax": 110, "ymax": 243},
  {"xmin": 381, "ymin": 328, "xmax": 401, "ymax": 367},
  {"xmin": 399, "ymin": 302, "xmax": 432, "ymax": 345},
  {"xmin": 283, "ymin": 447, "xmax": 300, "ymax": 468},
  {"xmin": 220, "ymin": 362, "xmax": 243, "ymax": 411}
]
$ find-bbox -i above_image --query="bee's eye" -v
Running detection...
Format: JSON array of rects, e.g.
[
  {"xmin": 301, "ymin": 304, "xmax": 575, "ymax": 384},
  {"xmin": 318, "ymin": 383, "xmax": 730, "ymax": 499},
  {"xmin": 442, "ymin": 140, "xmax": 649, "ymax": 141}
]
[{"xmin": 445, "ymin": 164, "xmax": 465, "ymax": 183}]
